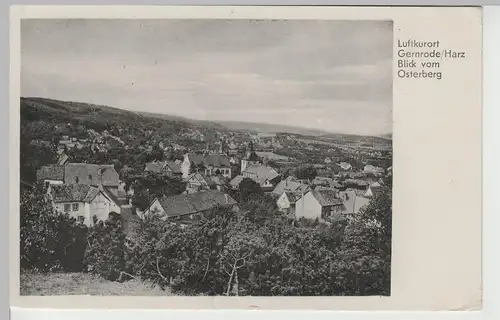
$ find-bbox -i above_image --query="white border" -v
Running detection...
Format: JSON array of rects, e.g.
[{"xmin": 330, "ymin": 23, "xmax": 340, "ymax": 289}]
[{"xmin": 9, "ymin": 4, "xmax": 494, "ymax": 318}]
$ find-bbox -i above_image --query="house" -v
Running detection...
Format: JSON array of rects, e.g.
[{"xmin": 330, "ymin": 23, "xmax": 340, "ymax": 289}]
[
  {"xmin": 364, "ymin": 164, "xmax": 385, "ymax": 175},
  {"xmin": 181, "ymin": 153, "xmax": 232, "ymax": 179},
  {"xmin": 324, "ymin": 157, "xmax": 332, "ymax": 164},
  {"xmin": 339, "ymin": 190, "xmax": 370, "ymax": 215},
  {"xmin": 141, "ymin": 190, "xmax": 239, "ymax": 221},
  {"xmin": 272, "ymin": 176, "xmax": 309, "ymax": 197},
  {"xmin": 229, "ymin": 156, "xmax": 240, "ymax": 165},
  {"xmin": 47, "ymin": 184, "xmax": 121, "ymax": 226},
  {"xmin": 276, "ymin": 191, "xmax": 303, "ymax": 215},
  {"xmin": 37, "ymin": 163, "xmax": 124, "ymax": 202},
  {"xmin": 312, "ymin": 176, "xmax": 335, "ymax": 188},
  {"xmin": 294, "ymin": 188, "xmax": 345, "ymax": 221},
  {"xmin": 339, "ymin": 162, "xmax": 353, "ymax": 171},
  {"xmin": 144, "ymin": 160, "xmax": 182, "ymax": 177},
  {"xmin": 57, "ymin": 153, "xmax": 69, "ymax": 165},
  {"xmin": 365, "ymin": 182, "xmax": 383, "ymax": 198},
  {"xmin": 37, "ymin": 165, "xmax": 65, "ymax": 187},
  {"xmin": 185, "ymin": 172, "xmax": 217, "ymax": 194},
  {"xmin": 241, "ymin": 164, "xmax": 281, "ymax": 191}
]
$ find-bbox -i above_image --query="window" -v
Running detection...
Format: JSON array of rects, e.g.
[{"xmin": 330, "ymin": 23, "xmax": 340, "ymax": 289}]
[
  {"xmin": 72, "ymin": 203, "xmax": 79, "ymax": 211},
  {"xmin": 64, "ymin": 204, "xmax": 71, "ymax": 212},
  {"xmin": 75, "ymin": 176, "xmax": 79, "ymax": 184}
]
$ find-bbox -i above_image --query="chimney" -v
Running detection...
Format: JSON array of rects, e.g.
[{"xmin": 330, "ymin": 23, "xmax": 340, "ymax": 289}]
[{"xmin": 224, "ymin": 193, "xmax": 229, "ymax": 204}]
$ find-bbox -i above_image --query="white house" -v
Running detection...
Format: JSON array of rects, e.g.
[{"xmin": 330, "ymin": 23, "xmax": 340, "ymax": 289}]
[
  {"xmin": 364, "ymin": 164, "xmax": 385, "ymax": 175},
  {"xmin": 338, "ymin": 190, "xmax": 370, "ymax": 215},
  {"xmin": 365, "ymin": 182, "xmax": 383, "ymax": 198},
  {"xmin": 240, "ymin": 164, "xmax": 280, "ymax": 191},
  {"xmin": 181, "ymin": 153, "xmax": 232, "ymax": 179},
  {"xmin": 339, "ymin": 162, "xmax": 353, "ymax": 171},
  {"xmin": 272, "ymin": 176, "xmax": 309, "ymax": 197},
  {"xmin": 47, "ymin": 184, "xmax": 121, "ymax": 226},
  {"xmin": 294, "ymin": 188, "xmax": 345, "ymax": 221},
  {"xmin": 276, "ymin": 191, "xmax": 302, "ymax": 216}
]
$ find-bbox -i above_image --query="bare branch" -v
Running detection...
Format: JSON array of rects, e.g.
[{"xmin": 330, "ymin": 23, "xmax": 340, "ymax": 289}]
[
  {"xmin": 202, "ymin": 250, "xmax": 211, "ymax": 282},
  {"xmin": 235, "ymin": 258, "xmax": 246, "ymax": 269},
  {"xmin": 120, "ymin": 271, "xmax": 137, "ymax": 280},
  {"xmin": 222, "ymin": 264, "xmax": 231, "ymax": 276},
  {"xmin": 156, "ymin": 257, "xmax": 168, "ymax": 281}
]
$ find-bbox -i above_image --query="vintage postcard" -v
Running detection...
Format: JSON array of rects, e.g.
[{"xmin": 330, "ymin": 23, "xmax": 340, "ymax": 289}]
[{"xmin": 10, "ymin": 6, "xmax": 482, "ymax": 311}]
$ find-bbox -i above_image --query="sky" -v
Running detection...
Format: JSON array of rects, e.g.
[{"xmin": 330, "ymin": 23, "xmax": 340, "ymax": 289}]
[{"xmin": 21, "ymin": 19, "xmax": 393, "ymax": 136}]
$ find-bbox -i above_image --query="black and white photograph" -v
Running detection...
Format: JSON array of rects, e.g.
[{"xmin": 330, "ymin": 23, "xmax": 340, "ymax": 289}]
[{"xmin": 19, "ymin": 18, "xmax": 393, "ymax": 297}]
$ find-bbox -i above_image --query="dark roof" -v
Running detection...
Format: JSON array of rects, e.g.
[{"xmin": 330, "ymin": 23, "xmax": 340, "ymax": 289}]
[
  {"xmin": 50, "ymin": 184, "xmax": 100, "ymax": 203},
  {"xmin": 145, "ymin": 161, "xmax": 182, "ymax": 174},
  {"xmin": 188, "ymin": 153, "xmax": 231, "ymax": 168},
  {"xmin": 37, "ymin": 165, "xmax": 65, "ymax": 181},
  {"xmin": 284, "ymin": 191, "xmax": 302, "ymax": 204},
  {"xmin": 273, "ymin": 177, "xmax": 309, "ymax": 195},
  {"xmin": 311, "ymin": 188, "xmax": 344, "ymax": 207},
  {"xmin": 187, "ymin": 172, "xmax": 216, "ymax": 187},
  {"xmin": 103, "ymin": 187, "xmax": 127, "ymax": 206},
  {"xmin": 64, "ymin": 163, "xmax": 119, "ymax": 186},
  {"xmin": 204, "ymin": 154, "xmax": 231, "ymax": 167},
  {"xmin": 156, "ymin": 190, "xmax": 238, "ymax": 218}
]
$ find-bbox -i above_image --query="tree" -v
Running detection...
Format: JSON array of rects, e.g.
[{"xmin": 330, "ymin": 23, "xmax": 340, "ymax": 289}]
[
  {"xmin": 220, "ymin": 218, "xmax": 266, "ymax": 296},
  {"xmin": 150, "ymin": 145, "xmax": 165, "ymax": 162},
  {"xmin": 294, "ymin": 165, "xmax": 318, "ymax": 181},
  {"xmin": 84, "ymin": 214, "xmax": 127, "ymax": 281},
  {"xmin": 238, "ymin": 178, "xmax": 263, "ymax": 202},
  {"xmin": 20, "ymin": 182, "xmax": 87, "ymax": 271}
]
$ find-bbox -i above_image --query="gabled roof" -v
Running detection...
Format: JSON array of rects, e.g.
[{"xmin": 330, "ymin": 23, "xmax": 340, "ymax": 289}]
[
  {"xmin": 229, "ymin": 175, "xmax": 245, "ymax": 188},
  {"xmin": 273, "ymin": 177, "xmax": 309, "ymax": 195},
  {"xmin": 188, "ymin": 153, "xmax": 230, "ymax": 168},
  {"xmin": 64, "ymin": 163, "xmax": 119, "ymax": 186},
  {"xmin": 243, "ymin": 164, "xmax": 280, "ymax": 184},
  {"xmin": 204, "ymin": 154, "xmax": 231, "ymax": 167},
  {"xmin": 50, "ymin": 184, "xmax": 100, "ymax": 203},
  {"xmin": 284, "ymin": 191, "xmax": 302, "ymax": 204},
  {"xmin": 145, "ymin": 161, "xmax": 182, "ymax": 174},
  {"xmin": 187, "ymin": 172, "xmax": 216, "ymax": 187},
  {"xmin": 310, "ymin": 188, "xmax": 344, "ymax": 207},
  {"xmin": 37, "ymin": 165, "xmax": 65, "ymax": 181},
  {"xmin": 155, "ymin": 190, "xmax": 238, "ymax": 218},
  {"xmin": 144, "ymin": 162, "xmax": 164, "ymax": 173}
]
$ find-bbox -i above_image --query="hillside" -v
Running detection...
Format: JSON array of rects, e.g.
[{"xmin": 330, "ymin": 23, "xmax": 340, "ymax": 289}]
[{"xmin": 20, "ymin": 97, "xmax": 392, "ymax": 142}]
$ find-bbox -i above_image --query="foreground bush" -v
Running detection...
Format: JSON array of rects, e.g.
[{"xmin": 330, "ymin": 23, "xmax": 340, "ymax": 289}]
[{"xmin": 20, "ymin": 183, "xmax": 88, "ymax": 272}]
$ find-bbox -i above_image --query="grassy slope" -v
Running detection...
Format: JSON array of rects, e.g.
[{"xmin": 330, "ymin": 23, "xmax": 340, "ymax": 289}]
[{"xmin": 20, "ymin": 271, "xmax": 171, "ymax": 296}]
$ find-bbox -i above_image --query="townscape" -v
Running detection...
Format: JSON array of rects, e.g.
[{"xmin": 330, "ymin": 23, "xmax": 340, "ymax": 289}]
[{"xmin": 20, "ymin": 97, "xmax": 392, "ymax": 296}]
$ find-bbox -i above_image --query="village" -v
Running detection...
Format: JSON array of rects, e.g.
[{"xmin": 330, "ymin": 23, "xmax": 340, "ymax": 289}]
[{"xmin": 32, "ymin": 123, "xmax": 392, "ymax": 231}]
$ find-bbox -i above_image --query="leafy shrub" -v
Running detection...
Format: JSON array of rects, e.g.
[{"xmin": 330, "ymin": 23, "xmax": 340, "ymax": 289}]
[
  {"xmin": 20, "ymin": 183, "xmax": 88, "ymax": 272},
  {"xmin": 84, "ymin": 213, "xmax": 127, "ymax": 281}
]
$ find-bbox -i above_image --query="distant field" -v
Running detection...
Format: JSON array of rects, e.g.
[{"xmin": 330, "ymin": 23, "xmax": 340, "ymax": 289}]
[{"xmin": 20, "ymin": 271, "xmax": 171, "ymax": 296}]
